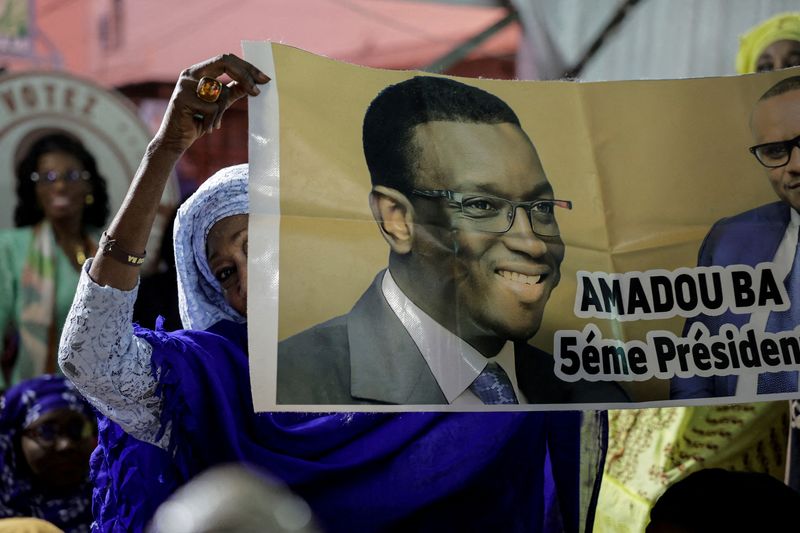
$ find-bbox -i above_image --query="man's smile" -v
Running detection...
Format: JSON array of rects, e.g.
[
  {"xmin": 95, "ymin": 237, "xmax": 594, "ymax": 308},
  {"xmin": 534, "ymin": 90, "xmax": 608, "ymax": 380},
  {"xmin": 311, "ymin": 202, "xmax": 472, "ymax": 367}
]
[
  {"xmin": 493, "ymin": 265, "xmax": 550, "ymax": 304},
  {"xmin": 496, "ymin": 269, "xmax": 543, "ymax": 285}
]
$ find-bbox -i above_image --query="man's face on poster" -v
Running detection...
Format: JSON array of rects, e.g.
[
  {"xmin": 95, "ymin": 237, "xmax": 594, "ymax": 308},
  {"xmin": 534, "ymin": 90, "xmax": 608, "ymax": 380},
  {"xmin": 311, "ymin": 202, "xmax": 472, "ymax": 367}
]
[
  {"xmin": 751, "ymin": 89, "xmax": 800, "ymax": 211},
  {"xmin": 409, "ymin": 121, "xmax": 565, "ymax": 342}
]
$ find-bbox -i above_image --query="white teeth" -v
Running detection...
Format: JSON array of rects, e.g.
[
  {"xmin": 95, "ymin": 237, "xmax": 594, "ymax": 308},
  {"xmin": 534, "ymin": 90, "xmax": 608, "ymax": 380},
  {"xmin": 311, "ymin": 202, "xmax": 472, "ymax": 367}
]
[{"xmin": 498, "ymin": 270, "xmax": 541, "ymax": 285}]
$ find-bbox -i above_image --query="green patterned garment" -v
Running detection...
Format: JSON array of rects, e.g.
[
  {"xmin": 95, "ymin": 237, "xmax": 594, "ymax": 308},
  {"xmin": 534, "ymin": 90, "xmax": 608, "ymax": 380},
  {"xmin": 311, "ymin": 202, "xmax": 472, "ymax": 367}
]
[{"xmin": 0, "ymin": 223, "xmax": 86, "ymax": 388}]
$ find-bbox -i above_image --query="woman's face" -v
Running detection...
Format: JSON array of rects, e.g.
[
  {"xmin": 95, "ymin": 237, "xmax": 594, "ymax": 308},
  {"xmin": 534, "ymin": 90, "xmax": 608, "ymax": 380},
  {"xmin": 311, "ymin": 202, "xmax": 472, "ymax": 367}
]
[
  {"xmin": 34, "ymin": 151, "xmax": 91, "ymax": 224},
  {"xmin": 207, "ymin": 214, "xmax": 249, "ymax": 317},
  {"xmin": 756, "ymin": 39, "xmax": 800, "ymax": 72},
  {"xmin": 20, "ymin": 407, "xmax": 96, "ymax": 490}
]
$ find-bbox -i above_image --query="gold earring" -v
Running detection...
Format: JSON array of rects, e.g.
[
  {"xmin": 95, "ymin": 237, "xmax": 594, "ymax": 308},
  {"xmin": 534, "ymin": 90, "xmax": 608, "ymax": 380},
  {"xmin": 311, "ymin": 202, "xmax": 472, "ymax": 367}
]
[{"xmin": 85, "ymin": 193, "xmax": 94, "ymax": 205}]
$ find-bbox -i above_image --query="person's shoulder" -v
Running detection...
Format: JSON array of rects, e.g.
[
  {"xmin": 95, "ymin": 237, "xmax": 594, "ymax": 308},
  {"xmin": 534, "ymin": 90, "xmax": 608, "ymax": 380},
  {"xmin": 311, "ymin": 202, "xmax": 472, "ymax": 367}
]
[
  {"xmin": 278, "ymin": 314, "xmax": 349, "ymax": 358},
  {"xmin": 277, "ymin": 314, "xmax": 355, "ymax": 404},
  {"xmin": 0, "ymin": 226, "xmax": 32, "ymax": 247},
  {"xmin": 134, "ymin": 319, "xmax": 247, "ymax": 354},
  {"xmin": 0, "ymin": 226, "xmax": 32, "ymax": 271},
  {"xmin": 712, "ymin": 201, "xmax": 788, "ymax": 228},
  {"xmin": 698, "ymin": 201, "xmax": 788, "ymax": 261},
  {"xmin": 278, "ymin": 314, "xmax": 350, "ymax": 376}
]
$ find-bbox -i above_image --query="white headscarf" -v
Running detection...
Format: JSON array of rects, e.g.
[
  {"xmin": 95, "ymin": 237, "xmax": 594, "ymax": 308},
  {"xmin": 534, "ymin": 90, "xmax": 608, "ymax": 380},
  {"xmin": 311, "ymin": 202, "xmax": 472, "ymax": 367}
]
[{"xmin": 173, "ymin": 164, "xmax": 249, "ymax": 330}]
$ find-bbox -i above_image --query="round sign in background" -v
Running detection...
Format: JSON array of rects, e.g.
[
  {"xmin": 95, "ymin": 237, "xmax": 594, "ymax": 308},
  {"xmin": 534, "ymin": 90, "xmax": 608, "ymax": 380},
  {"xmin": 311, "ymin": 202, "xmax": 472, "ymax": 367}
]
[{"xmin": 0, "ymin": 71, "xmax": 179, "ymax": 231}]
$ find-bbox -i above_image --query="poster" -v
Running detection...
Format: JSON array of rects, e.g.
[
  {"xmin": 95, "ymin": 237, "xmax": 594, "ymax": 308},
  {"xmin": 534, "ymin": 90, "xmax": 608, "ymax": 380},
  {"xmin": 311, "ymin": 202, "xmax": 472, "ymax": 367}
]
[{"xmin": 245, "ymin": 41, "xmax": 800, "ymax": 412}]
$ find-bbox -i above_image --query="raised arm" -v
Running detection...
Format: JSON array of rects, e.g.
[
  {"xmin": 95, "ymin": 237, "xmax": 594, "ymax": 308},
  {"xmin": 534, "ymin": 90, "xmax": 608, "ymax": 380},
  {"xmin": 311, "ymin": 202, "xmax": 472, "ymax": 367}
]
[
  {"xmin": 59, "ymin": 55, "xmax": 268, "ymax": 445},
  {"xmin": 90, "ymin": 54, "xmax": 268, "ymax": 290}
]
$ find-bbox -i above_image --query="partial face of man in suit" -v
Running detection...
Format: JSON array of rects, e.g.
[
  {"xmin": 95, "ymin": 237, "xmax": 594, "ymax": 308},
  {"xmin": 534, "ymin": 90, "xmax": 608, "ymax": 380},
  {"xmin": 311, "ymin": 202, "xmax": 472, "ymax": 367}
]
[
  {"xmin": 364, "ymin": 77, "xmax": 567, "ymax": 357},
  {"xmin": 750, "ymin": 80, "xmax": 800, "ymax": 211}
]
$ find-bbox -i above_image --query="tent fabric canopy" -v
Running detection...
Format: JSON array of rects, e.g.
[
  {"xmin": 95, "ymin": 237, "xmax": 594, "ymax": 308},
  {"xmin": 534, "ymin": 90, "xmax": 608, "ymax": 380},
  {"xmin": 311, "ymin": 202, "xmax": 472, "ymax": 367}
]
[{"xmin": 91, "ymin": 0, "xmax": 518, "ymax": 87}]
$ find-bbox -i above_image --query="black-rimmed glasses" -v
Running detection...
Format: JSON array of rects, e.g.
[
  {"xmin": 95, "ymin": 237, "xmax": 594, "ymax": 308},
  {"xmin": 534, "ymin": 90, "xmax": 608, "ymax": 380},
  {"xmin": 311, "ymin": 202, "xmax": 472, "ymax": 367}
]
[
  {"xmin": 749, "ymin": 134, "xmax": 800, "ymax": 168},
  {"xmin": 30, "ymin": 170, "xmax": 91, "ymax": 184},
  {"xmin": 411, "ymin": 189, "xmax": 572, "ymax": 236}
]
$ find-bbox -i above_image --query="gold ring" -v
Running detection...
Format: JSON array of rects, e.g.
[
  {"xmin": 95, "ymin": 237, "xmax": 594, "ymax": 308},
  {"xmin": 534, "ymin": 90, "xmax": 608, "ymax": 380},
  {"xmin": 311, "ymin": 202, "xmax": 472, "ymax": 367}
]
[{"xmin": 196, "ymin": 77, "xmax": 223, "ymax": 103}]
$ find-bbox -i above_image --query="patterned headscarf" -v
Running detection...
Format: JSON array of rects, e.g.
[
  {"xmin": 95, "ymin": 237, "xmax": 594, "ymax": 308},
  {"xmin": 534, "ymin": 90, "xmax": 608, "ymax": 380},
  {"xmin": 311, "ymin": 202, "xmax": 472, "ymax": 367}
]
[
  {"xmin": 173, "ymin": 164, "xmax": 249, "ymax": 331},
  {"xmin": 0, "ymin": 375, "xmax": 95, "ymax": 533},
  {"xmin": 736, "ymin": 12, "xmax": 800, "ymax": 74}
]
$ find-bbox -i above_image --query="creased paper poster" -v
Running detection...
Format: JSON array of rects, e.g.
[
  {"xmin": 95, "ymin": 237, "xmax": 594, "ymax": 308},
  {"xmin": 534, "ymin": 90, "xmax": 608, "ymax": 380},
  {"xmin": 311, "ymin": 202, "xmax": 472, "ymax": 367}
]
[{"xmin": 244, "ymin": 41, "xmax": 800, "ymax": 412}]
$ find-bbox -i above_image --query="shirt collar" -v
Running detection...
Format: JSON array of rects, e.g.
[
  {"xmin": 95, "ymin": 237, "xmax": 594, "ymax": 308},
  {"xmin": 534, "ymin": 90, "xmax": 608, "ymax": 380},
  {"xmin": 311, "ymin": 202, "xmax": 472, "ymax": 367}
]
[{"xmin": 381, "ymin": 270, "xmax": 519, "ymax": 403}]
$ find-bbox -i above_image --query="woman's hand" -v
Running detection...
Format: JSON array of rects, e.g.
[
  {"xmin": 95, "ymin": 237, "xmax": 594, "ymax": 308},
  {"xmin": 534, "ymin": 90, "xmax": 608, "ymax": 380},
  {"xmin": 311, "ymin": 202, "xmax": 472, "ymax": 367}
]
[
  {"xmin": 152, "ymin": 54, "xmax": 270, "ymax": 155},
  {"xmin": 89, "ymin": 53, "xmax": 268, "ymax": 291}
]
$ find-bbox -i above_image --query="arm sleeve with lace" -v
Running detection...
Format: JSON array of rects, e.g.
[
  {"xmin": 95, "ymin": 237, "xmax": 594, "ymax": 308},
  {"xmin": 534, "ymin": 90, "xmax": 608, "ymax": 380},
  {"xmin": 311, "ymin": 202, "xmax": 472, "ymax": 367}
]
[{"xmin": 58, "ymin": 259, "xmax": 168, "ymax": 448}]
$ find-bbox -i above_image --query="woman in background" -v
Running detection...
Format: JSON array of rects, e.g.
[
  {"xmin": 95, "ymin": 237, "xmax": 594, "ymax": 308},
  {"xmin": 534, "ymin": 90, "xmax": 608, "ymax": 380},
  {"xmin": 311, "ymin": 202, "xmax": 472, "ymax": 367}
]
[
  {"xmin": 735, "ymin": 12, "xmax": 800, "ymax": 74},
  {"xmin": 0, "ymin": 374, "xmax": 96, "ymax": 533},
  {"xmin": 0, "ymin": 133, "xmax": 109, "ymax": 388}
]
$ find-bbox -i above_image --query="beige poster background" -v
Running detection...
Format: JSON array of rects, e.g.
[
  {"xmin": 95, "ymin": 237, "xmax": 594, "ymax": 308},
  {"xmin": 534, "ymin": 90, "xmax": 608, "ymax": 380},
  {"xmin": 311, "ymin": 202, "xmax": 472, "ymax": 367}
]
[{"xmin": 250, "ymin": 43, "xmax": 793, "ymax": 407}]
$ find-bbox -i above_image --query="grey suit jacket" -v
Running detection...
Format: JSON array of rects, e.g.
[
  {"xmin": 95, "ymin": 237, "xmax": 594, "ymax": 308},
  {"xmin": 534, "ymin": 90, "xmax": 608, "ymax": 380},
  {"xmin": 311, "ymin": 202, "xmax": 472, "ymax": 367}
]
[{"xmin": 277, "ymin": 271, "xmax": 629, "ymax": 405}]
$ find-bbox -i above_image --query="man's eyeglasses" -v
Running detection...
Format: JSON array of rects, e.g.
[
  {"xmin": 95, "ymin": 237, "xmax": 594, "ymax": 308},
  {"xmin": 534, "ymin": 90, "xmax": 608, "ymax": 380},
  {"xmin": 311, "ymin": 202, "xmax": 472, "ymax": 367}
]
[
  {"xmin": 23, "ymin": 418, "xmax": 94, "ymax": 448},
  {"xmin": 411, "ymin": 189, "xmax": 572, "ymax": 236},
  {"xmin": 749, "ymin": 134, "xmax": 800, "ymax": 168},
  {"xmin": 30, "ymin": 170, "xmax": 91, "ymax": 184}
]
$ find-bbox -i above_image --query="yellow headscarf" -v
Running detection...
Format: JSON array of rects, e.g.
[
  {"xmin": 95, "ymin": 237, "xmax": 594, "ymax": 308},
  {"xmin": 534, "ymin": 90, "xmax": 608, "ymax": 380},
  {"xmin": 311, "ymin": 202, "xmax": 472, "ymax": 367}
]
[{"xmin": 736, "ymin": 12, "xmax": 800, "ymax": 74}]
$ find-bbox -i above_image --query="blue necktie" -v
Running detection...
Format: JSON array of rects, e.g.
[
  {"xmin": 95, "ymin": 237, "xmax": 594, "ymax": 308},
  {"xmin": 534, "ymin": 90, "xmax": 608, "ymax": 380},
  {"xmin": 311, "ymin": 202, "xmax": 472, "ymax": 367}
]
[
  {"xmin": 470, "ymin": 362, "xmax": 519, "ymax": 404},
  {"xmin": 758, "ymin": 236, "xmax": 800, "ymax": 394}
]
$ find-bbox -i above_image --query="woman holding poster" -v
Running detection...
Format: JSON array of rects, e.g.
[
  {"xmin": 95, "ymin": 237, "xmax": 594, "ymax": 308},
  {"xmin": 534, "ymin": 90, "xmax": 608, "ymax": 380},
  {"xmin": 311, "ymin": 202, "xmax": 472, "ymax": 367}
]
[{"xmin": 56, "ymin": 53, "xmax": 606, "ymax": 533}]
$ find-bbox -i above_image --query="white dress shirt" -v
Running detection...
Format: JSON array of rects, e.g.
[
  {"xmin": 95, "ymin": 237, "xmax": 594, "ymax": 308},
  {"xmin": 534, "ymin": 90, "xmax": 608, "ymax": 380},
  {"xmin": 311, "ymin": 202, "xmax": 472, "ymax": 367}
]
[{"xmin": 381, "ymin": 270, "xmax": 528, "ymax": 405}]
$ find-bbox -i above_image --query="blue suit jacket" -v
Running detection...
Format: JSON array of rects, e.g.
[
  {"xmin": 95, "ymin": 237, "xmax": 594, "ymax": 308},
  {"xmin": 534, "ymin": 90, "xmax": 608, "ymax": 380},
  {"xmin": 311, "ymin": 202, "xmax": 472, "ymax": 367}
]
[
  {"xmin": 671, "ymin": 201, "xmax": 791, "ymax": 399},
  {"xmin": 278, "ymin": 271, "xmax": 629, "ymax": 405},
  {"xmin": 670, "ymin": 202, "xmax": 791, "ymax": 399}
]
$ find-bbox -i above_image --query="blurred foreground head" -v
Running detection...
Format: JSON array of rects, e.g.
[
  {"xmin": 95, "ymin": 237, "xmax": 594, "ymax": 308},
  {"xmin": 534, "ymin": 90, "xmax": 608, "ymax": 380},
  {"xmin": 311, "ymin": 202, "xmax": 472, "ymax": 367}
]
[
  {"xmin": 147, "ymin": 464, "xmax": 320, "ymax": 533},
  {"xmin": 646, "ymin": 468, "xmax": 800, "ymax": 533}
]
